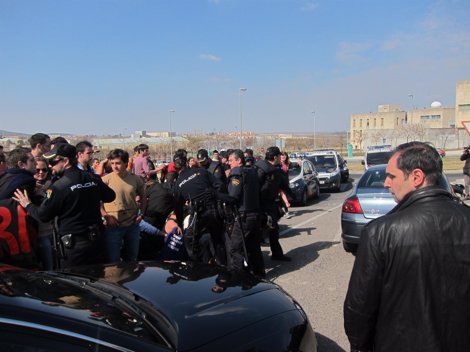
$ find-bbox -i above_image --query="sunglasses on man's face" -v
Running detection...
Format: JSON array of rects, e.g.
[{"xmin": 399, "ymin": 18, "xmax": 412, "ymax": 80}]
[
  {"xmin": 35, "ymin": 168, "xmax": 49, "ymax": 173},
  {"xmin": 48, "ymin": 158, "xmax": 64, "ymax": 166}
]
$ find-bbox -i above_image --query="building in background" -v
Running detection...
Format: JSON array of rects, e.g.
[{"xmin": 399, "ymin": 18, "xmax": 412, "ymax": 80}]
[{"xmin": 350, "ymin": 80, "xmax": 470, "ymax": 150}]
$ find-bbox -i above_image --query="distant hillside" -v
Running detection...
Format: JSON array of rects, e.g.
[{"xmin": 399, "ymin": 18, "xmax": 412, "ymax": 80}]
[
  {"xmin": 0, "ymin": 130, "xmax": 30, "ymax": 137},
  {"xmin": 0, "ymin": 130, "xmax": 74, "ymax": 138}
]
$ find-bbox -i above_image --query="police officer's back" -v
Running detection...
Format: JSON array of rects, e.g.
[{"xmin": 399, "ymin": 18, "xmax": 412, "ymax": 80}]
[
  {"xmin": 173, "ymin": 150, "xmax": 226, "ymax": 265},
  {"xmin": 255, "ymin": 146, "xmax": 293, "ymax": 261}
]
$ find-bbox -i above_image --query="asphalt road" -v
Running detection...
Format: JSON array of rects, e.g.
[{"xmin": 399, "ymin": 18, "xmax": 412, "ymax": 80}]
[{"xmin": 261, "ymin": 171, "xmax": 465, "ymax": 351}]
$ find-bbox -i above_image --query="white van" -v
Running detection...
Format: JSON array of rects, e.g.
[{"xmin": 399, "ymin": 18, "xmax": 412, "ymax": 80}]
[
  {"xmin": 362, "ymin": 145, "xmax": 393, "ymax": 170},
  {"xmin": 306, "ymin": 150, "xmax": 349, "ymax": 191}
]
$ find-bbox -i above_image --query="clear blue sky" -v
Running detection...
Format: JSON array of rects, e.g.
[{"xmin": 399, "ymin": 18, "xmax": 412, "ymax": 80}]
[{"xmin": 1, "ymin": 0, "xmax": 469, "ymax": 135}]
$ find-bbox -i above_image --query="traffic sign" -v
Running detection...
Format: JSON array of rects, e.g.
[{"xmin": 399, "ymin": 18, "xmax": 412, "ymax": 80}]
[{"xmin": 462, "ymin": 121, "xmax": 470, "ymax": 136}]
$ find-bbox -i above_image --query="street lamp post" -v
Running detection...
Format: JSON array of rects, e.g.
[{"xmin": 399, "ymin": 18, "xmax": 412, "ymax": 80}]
[
  {"xmin": 312, "ymin": 111, "xmax": 316, "ymax": 150},
  {"xmin": 408, "ymin": 94, "xmax": 414, "ymax": 110},
  {"xmin": 169, "ymin": 109, "xmax": 175, "ymax": 158},
  {"xmin": 239, "ymin": 88, "xmax": 247, "ymax": 149}
]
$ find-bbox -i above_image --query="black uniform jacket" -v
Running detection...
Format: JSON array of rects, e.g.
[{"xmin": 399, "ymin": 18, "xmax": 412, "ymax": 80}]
[
  {"xmin": 254, "ymin": 159, "xmax": 293, "ymax": 204},
  {"xmin": 344, "ymin": 186, "xmax": 470, "ymax": 352},
  {"xmin": 26, "ymin": 167, "xmax": 115, "ymax": 235},
  {"xmin": 0, "ymin": 169, "xmax": 36, "ymax": 200},
  {"xmin": 173, "ymin": 167, "xmax": 222, "ymax": 226},
  {"xmin": 227, "ymin": 166, "xmax": 259, "ymax": 213}
]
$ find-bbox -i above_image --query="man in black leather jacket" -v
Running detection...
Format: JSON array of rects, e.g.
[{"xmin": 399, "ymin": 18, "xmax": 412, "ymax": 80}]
[{"xmin": 344, "ymin": 141, "xmax": 470, "ymax": 352}]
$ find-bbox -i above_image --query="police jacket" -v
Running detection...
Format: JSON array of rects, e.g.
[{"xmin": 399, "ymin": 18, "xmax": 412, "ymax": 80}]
[
  {"xmin": 26, "ymin": 166, "xmax": 115, "ymax": 235},
  {"xmin": 228, "ymin": 166, "xmax": 259, "ymax": 213},
  {"xmin": 460, "ymin": 149, "xmax": 470, "ymax": 175},
  {"xmin": 255, "ymin": 159, "xmax": 292, "ymax": 204},
  {"xmin": 207, "ymin": 160, "xmax": 227, "ymax": 188},
  {"xmin": 173, "ymin": 167, "xmax": 221, "ymax": 226},
  {"xmin": 0, "ymin": 168, "xmax": 36, "ymax": 200},
  {"xmin": 344, "ymin": 186, "xmax": 470, "ymax": 352}
]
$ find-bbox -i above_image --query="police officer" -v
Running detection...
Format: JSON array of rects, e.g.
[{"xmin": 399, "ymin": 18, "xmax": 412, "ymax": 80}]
[
  {"xmin": 13, "ymin": 143, "xmax": 116, "ymax": 268},
  {"xmin": 196, "ymin": 148, "xmax": 227, "ymax": 191},
  {"xmin": 227, "ymin": 149, "xmax": 265, "ymax": 278},
  {"xmin": 255, "ymin": 146, "xmax": 294, "ymax": 261},
  {"xmin": 172, "ymin": 149, "xmax": 227, "ymax": 265}
]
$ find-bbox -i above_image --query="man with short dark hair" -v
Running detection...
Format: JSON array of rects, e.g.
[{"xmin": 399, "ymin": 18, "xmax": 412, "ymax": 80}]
[
  {"xmin": 255, "ymin": 146, "xmax": 294, "ymax": 261},
  {"xmin": 76, "ymin": 140, "xmax": 95, "ymax": 173},
  {"xmin": 344, "ymin": 141, "xmax": 470, "ymax": 352},
  {"xmin": 132, "ymin": 143, "xmax": 151, "ymax": 179},
  {"xmin": 101, "ymin": 149, "xmax": 146, "ymax": 263},
  {"xmin": 0, "ymin": 147, "xmax": 36, "ymax": 200},
  {"xmin": 29, "ymin": 133, "xmax": 51, "ymax": 157}
]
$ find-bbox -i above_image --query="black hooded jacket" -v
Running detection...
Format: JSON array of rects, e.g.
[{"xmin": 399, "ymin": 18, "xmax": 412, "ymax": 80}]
[
  {"xmin": 254, "ymin": 159, "xmax": 293, "ymax": 204},
  {"xmin": 344, "ymin": 186, "xmax": 470, "ymax": 352},
  {"xmin": 0, "ymin": 169, "xmax": 36, "ymax": 200}
]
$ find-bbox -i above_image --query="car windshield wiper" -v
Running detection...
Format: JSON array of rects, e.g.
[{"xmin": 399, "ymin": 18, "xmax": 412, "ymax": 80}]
[{"xmin": 43, "ymin": 271, "xmax": 176, "ymax": 349}]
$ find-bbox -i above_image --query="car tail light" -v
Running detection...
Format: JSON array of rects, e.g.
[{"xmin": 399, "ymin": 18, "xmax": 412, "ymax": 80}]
[{"xmin": 342, "ymin": 197, "xmax": 363, "ymax": 214}]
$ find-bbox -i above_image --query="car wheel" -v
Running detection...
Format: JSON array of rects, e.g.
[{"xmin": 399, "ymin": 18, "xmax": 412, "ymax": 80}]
[
  {"xmin": 313, "ymin": 184, "xmax": 320, "ymax": 199},
  {"xmin": 300, "ymin": 189, "xmax": 307, "ymax": 206},
  {"xmin": 342, "ymin": 241, "xmax": 358, "ymax": 255},
  {"xmin": 334, "ymin": 178, "xmax": 341, "ymax": 192}
]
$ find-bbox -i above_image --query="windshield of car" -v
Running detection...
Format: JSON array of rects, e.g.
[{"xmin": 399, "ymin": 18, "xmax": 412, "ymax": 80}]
[
  {"xmin": 308, "ymin": 155, "xmax": 337, "ymax": 172},
  {"xmin": 366, "ymin": 151, "xmax": 393, "ymax": 166},
  {"xmin": 288, "ymin": 162, "xmax": 301, "ymax": 180}
]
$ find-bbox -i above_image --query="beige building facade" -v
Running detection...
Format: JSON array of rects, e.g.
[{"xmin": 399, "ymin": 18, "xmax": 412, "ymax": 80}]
[{"xmin": 350, "ymin": 80, "xmax": 470, "ymax": 150}]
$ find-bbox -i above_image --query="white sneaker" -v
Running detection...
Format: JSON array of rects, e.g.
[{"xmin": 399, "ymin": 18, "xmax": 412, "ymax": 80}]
[{"xmin": 285, "ymin": 212, "xmax": 293, "ymax": 219}]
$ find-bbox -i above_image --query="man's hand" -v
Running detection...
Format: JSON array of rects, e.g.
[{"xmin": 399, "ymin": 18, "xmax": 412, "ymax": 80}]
[
  {"xmin": 103, "ymin": 214, "xmax": 119, "ymax": 227},
  {"xmin": 12, "ymin": 189, "xmax": 31, "ymax": 209}
]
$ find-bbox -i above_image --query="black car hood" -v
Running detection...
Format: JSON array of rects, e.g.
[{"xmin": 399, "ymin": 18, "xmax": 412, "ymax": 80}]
[{"xmin": 0, "ymin": 261, "xmax": 298, "ymax": 351}]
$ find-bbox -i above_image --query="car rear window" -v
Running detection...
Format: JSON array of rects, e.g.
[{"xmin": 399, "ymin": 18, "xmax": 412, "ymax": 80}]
[{"xmin": 358, "ymin": 168, "xmax": 387, "ymax": 188}]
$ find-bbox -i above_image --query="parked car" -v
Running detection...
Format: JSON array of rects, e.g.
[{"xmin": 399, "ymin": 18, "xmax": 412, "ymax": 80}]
[
  {"xmin": 341, "ymin": 164, "xmax": 453, "ymax": 254},
  {"xmin": 362, "ymin": 145, "xmax": 393, "ymax": 170},
  {"xmin": 306, "ymin": 150, "xmax": 348, "ymax": 191},
  {"xmin": 0, "ymin": 261, "xmax": 317, "ymax": 351},
  {"xmin": 288, "ymin": 159, "xmax": 320, "ymax": 205}
]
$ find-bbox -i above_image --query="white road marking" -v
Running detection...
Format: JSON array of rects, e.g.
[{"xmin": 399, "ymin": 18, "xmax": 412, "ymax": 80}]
[{"xmin": 280, "ymin": 203, "xmax": 344, "ymax": 237}]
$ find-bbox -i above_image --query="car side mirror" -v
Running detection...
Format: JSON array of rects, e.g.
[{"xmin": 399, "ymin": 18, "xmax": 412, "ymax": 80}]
[{"xmin": 361, "ymin": 160, "xmax": 365, "ymax": 165}]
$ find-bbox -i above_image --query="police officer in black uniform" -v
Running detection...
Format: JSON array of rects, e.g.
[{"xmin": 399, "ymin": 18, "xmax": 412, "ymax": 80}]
[
  {"xmin": 172, "ymin": 150, "xmax": 227, "ymax": 265},
  {"xmin": 255, "ymin": 146, "xmax": 294, "ymax": 262},
  {"xmin": 13, "ymin": 143, "xmax": 116, "ymax": 269},
  {"xmin": 196, "ymin": 148, "xmax": 227, "ymax": 191},
  {"xmin": 227, "ymin": 149, "xmax": 265, "ymax": 278}
]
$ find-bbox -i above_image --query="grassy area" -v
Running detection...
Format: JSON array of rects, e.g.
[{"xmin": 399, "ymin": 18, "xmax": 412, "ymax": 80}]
[{"xmin": 347, "ymin": 155, "xmax": 464, "ymax": 173}]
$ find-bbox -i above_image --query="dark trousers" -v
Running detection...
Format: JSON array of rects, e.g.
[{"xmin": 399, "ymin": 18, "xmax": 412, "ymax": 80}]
[
  {"xmin": 187, "ymin": 203, "xmax": 226, "ymax": 265},
  {"xmin": 229, "ymin": 212, "xmax": 265, "ymax": 277},
  {"xmin": 60, "ymin": 234, "xmax": 104, "ymax": 269},
  {"xmin": 264, "ymin": 204, "xmax": 284, "ymax": 258}
]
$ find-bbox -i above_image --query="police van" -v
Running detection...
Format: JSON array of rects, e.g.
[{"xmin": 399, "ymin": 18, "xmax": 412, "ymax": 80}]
[
  {"xmin": 306, "ymin": 150, "xmax": 349, "ymax": 191},
  {"xmin": 362, "ymin": 145, "xmax": 393, "ymax": 170}
]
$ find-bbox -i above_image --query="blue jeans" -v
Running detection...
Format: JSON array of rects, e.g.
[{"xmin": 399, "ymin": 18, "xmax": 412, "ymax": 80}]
[
  {"xmin": 104, "ymin": 223, "xmax": 140, "ymax": 263},
  {"xmin": 38, "ymin": 235, "xmax": 54, "ymax": 270}
]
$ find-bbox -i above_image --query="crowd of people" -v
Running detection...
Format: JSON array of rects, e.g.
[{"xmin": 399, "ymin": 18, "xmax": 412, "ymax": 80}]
[{"xmin": 0, "ymin": 133, "xmax": 294, "ymax": 280}]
